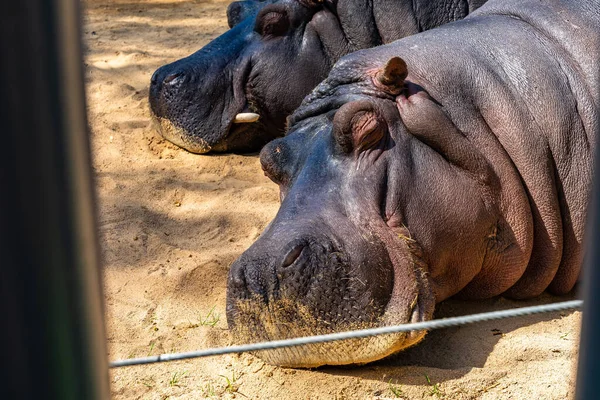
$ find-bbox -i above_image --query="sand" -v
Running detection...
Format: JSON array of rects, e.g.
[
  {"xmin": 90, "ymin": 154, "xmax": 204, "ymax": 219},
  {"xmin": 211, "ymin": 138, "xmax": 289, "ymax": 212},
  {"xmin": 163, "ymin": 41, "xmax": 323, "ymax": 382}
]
[{"xmin": 83, "ymin": 0, "xmax": 582, "ymax": 398}]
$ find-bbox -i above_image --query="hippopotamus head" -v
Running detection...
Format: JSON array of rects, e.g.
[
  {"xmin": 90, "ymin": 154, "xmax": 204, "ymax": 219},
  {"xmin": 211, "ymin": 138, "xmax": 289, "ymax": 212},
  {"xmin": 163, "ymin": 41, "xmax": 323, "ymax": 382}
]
[
  {"xmin": 226, "ymin": 57, "xmax": 436, "ymax": 367},
  {"xmin": 149, "ymin": 0, "xmax": 341, "ymax": 153},
  {"xmin": 225, "ymin": 49, "xmax": 509, "ymax": 367}
]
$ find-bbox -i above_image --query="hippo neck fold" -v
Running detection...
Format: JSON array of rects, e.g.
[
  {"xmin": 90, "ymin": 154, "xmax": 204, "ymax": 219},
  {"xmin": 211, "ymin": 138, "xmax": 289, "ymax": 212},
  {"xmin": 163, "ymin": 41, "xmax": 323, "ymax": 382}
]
[{"xmin": 391, "ymin": 0, "xmax": 597, "ymax": 299}]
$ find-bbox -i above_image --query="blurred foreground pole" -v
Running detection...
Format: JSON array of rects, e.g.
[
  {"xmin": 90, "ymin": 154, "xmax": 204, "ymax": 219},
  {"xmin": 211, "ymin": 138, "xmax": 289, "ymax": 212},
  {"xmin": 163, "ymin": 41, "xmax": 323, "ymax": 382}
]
[
  {"xmin": 575, "ymin": 108, "xmax": 600, "ymax": 395},
  {"xmin": 0, "ymin": 1, "xmax": 109, "ymax": 399}
]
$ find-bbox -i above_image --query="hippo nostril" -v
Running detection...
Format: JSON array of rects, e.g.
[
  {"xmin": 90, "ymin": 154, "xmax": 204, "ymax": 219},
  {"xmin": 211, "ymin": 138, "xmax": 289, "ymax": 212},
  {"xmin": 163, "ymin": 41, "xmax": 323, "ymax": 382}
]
[
  {"xmin": 163, "ymin": 72, "xmax": 184, "ymax": 85},
  {"xmin": 281, "ymin": 244, "xmax": 304, "ymax": 269}
]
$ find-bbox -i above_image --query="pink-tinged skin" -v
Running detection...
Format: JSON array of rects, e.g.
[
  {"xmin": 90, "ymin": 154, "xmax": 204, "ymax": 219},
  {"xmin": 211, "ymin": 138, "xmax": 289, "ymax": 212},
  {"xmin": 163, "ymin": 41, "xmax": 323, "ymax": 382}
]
[{"xmin": 226, "ymin": 0, "xmax": 598, "ymax": 367}]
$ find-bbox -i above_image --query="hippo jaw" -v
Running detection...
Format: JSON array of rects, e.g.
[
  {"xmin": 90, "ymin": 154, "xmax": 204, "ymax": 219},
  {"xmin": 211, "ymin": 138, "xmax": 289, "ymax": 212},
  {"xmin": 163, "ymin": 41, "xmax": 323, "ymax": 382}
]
[
  {"xmin": 226, "ymin": 229, "xmax": 435, "ymax": 368},
  {"xmin": 150, "ymin": 114, "xmax": 213, "ymax": 154},
  {"xmin": 149, "ymin": 103, "xmax": 266, "ymax": 154}
]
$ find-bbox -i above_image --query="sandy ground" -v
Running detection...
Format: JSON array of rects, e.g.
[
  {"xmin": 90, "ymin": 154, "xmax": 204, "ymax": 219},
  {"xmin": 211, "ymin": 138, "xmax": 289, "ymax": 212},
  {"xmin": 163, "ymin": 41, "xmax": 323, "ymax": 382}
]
[{"xmin": 83, "ymin": 0, "xmax": 582, "ymax": 398}]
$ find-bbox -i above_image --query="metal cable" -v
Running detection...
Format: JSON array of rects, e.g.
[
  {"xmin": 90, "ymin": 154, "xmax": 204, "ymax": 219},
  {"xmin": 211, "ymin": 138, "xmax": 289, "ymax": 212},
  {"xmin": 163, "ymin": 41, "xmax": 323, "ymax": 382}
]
[{"xmin": 109, "ymin": 299, "xmax": 582, "ymax": 368}]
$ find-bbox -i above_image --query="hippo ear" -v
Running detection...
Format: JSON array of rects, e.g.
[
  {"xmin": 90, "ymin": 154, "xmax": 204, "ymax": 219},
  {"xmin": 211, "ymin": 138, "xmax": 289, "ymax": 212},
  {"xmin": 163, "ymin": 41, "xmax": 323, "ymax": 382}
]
[
  {"xmin": 333, "ymin": 100, "xmax": 387, "ymax": 154},
  {"xmin": 376, "ymin": 57, "xmax": 408, "ymax": 93},
  {"xmin": 227, "ymin": 1, "xmax": 262, "ymax": 28}
]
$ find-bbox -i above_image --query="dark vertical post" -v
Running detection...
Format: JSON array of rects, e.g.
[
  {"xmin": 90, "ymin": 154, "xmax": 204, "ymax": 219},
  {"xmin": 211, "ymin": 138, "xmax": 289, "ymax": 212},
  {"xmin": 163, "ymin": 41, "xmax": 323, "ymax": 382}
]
[
  {"xmin": 575, "ymin": 104, "xmax": 600, "ymax": 396},
  {"xmin": 0, "ymin": 1, "xmax": 109, "ymax": 399}
]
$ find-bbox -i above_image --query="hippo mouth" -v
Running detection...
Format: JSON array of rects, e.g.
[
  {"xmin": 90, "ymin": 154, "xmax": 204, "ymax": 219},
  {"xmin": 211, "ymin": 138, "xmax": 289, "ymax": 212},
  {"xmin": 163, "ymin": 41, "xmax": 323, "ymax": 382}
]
[
  {"xmin": 150, "ymin": 106, "xmax": 263, "ymax": 154},
  {"xmin": 226, "ymin": 232, "xmax": 435, "ymax": 368}
]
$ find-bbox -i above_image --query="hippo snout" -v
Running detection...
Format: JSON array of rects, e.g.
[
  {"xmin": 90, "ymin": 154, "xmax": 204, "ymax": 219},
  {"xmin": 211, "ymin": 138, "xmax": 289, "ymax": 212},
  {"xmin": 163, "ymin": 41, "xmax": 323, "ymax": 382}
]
[
  {"xmin": 149, "ymin": 65, "xmax": 190, "ymax": 117},
  {"xmin": 148, "ymin": 56, "xmax": 233, "ymax": 154},
  {"xmin": 227, "ymin": 238, "xmax": 344, "ymax": 306},
  {"xmin": 227, "ymin": 243, "xmax": 306, "ymax": 297},
  {"xmin": 225, "ymin": 228, "xmax": 429, "ymax": 367}
]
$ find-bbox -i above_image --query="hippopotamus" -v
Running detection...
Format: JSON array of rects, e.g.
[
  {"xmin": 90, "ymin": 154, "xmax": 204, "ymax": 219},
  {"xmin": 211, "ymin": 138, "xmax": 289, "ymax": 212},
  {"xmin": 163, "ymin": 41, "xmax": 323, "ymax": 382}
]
[
  {"xmin": 225, "ymin": 0, "xmax": 599, "ymax": 367},
  {"xmin": 149, "ymin": 0, "xmax": 488, "ymax": 153}
]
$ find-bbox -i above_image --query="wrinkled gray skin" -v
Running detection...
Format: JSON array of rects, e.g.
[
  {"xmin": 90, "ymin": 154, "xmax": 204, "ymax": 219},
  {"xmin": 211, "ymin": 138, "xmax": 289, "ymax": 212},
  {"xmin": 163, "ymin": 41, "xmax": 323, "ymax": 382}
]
[
  {"xmin": 149, "ymin": 0, "xmax": 487, "ymax": 153},
  {"xmin": 226, "ymin": 0, "xmax": 599, "ymax": 367}
]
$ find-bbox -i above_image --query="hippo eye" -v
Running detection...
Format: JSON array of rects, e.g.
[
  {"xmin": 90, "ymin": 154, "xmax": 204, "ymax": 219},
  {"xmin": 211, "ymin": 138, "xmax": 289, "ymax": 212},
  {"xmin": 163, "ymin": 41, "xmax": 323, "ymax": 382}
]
[{"xmin": 255, "ymin": 9, "xmax": 289, "ymax": 37}]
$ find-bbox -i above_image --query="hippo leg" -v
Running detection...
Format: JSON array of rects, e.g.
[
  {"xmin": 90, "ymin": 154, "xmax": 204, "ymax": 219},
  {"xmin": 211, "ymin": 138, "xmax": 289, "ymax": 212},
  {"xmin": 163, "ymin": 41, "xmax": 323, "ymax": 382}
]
[
  {"xmin": 548, "ymin": 191, "xmax": 584, "ymax": 295},
  {"xmin": 548, "ymin": 125, "xmax": 593, "ymax": 294},
  {"xmin": 308, "ymin": 10, "xmax": 350, "ymax": 61}
]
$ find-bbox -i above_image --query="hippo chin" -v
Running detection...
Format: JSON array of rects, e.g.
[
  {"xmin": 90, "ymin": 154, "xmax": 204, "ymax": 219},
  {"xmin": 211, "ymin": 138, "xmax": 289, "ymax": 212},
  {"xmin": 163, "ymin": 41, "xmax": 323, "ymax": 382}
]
[
  {"xmin": 149, "ymin": 0, "xmax": 488, "ymax": 153},
  {"xmin": 226, "ymin": 0, "xmax": 599, "ymax": 367}
]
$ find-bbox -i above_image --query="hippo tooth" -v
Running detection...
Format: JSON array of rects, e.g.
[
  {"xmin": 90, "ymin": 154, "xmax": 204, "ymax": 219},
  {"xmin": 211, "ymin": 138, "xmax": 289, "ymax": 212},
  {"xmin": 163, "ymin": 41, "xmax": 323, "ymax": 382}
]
[{"xmin": 233, "ymin": 113, "xmax": 260, "ymax": 123}]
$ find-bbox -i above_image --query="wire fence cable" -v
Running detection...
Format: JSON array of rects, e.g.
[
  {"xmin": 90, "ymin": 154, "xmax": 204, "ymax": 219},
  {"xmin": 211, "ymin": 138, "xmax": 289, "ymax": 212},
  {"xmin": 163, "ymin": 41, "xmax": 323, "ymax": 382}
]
[{"xmin": 109, "ymin": 299, "xmax": 582, "ymax": 368}]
